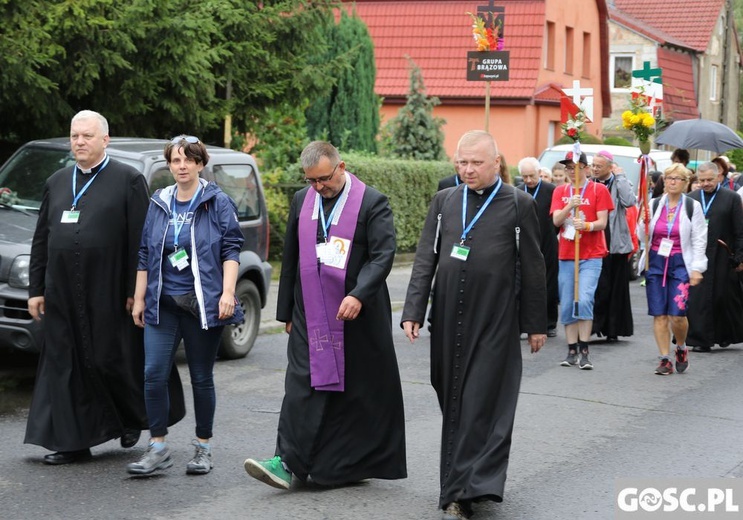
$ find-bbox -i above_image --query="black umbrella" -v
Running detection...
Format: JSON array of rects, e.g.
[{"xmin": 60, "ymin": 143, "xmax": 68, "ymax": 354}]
[{"xmin": 655, "ymin": 118, "xmax": 743, "ymax": 154}]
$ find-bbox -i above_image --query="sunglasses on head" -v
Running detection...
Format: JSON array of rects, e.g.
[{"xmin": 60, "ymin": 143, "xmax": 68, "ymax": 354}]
[{"xmin": 171, "ymin": 135, "xmax": 200, "ymax": 144}]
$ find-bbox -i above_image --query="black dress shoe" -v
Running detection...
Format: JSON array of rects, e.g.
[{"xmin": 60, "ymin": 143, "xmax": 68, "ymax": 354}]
[
  {"xmin": 719, "ymin": 341, "xmax": 731, "ymax": 348},
  {"xmin": 43, "ymin": 449, "xmax": 92, "ymax": 465},
  {"xmin": 692, "ymin": 346, "xmax": 711, "ymax": 353},
  {"xmin": 120, "ymin": 429, "xmax": 141, "ymax": 448},
  {"xmin": 547, "ymin": 328, "xmax": 557, "ymax": 338}
]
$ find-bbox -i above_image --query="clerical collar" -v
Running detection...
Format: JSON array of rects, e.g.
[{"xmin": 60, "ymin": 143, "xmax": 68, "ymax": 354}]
[
  {"xmin": 474, "ymin": 179, "xmax": 499, "ymax": 196},
  {"xmin": 77, "ymin": 155, "xmax": 108, "ymax": 175}
]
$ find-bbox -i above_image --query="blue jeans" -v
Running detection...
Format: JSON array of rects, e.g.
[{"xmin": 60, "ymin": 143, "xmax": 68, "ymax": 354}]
[
  {"xmin": 144, "ymin": 295, "xmax": 223, "ymax": 439},
  {"xmin": 558, "ymin": 259, "xmax": 603, "ymax": 325}
]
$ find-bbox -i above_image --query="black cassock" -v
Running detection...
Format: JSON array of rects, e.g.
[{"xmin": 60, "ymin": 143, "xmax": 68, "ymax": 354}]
[
  {"xmin": 275, "ymin": 185, "xmax": 407, "ymax": 485},
  {"xmin": 26, "ymin": 160, "xmax": 184, "ymax": 452},
  {"xmin": 517, "ymin": 181, "xmax": 559, "ymax": 330},
  {"xmin": 402, "ymin": 182, "xmax": 546, "ymax": 508},
  {"xmin": 687, "ymin": 187, "xmax": 743, "ymax": 347}
]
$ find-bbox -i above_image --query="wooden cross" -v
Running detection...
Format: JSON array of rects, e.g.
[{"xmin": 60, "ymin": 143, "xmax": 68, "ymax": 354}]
[
  {"xmin": 562, "ymin": 79, "xmax": 594, "ymax": 122},
  {"xmin": 632, "ymin": 61, "xmax": 662, "ymax": 84},
  {"xmin": 477, "ymin": 1, "xmax": 504, "ymax": 29}
]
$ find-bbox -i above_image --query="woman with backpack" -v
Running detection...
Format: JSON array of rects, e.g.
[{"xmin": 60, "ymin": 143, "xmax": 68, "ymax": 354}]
[{"xmin": 639, "ymin": 163, "xmax": 707, "ymax": 375}]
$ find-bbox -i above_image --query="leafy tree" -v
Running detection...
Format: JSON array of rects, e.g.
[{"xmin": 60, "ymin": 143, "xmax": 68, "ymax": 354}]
[
  {"xmin": 306, "ymin": 9, "xmax": 379, "ymax": 152},
  {"xmin": 0, "ymin": 0, "xmax": 341, "ymax": 144},
  {"xmin": 250, "ymin": 102, "xmax": 311, "ymax": 172},
  {"xmin": 383, "ymin": 58, "xmax": 446, "ymax": 161}
]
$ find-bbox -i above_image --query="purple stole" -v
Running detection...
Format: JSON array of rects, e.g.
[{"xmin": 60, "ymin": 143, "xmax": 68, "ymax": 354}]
[{"xmin": 298, "ymin": 173, "xmax": 365, "ymax": 392}]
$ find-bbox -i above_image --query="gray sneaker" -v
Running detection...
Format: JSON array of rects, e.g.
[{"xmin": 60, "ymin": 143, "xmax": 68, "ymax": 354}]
[
  {"xmin": 560, "ymin": 350, "xmax": 578, "ymax": 367},
  {"xmin": 186, "ymin": 440, "xmax": 213, "ymax": 475},
  {"xmin": 579, "ymin": 350, "xmax": 594, "ymax": 370},
  {"xmin": 127, "ymin": 444, "xmax": 173, "ymax": 475}
]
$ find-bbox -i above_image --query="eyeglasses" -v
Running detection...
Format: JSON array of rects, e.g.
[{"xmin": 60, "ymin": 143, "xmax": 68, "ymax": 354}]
[
  {"xmin": 304, "ymin": 163, "xmax": 340, "ymax": 185},
  {"xmin": 171, "ymin": 135, "xmax": 200, "ymax": 144},
  {"xmin": 564, "ymin": 165, "xmax": 587, "ymax": 172},
  {"xmin": 664, "ymin": 176, "xmax": 687, "ymax": 183}
]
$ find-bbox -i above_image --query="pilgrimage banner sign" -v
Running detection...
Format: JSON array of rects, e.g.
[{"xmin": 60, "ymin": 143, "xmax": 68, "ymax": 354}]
[
  {"xmin": 465, "ymin": 1, "xmax": 509, "ymax": 82},
  {"xmin": 466, "ymin": 51, "xmax": 510, "ymax": 81}
]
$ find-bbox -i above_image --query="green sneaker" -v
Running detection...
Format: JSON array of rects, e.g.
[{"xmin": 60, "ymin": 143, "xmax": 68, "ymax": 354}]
[{"xmin": 244, "ymin": 456, "xmax": 291, "ymax": 490}]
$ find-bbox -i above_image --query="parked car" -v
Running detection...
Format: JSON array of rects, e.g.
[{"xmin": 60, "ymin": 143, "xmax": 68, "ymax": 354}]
[
  {"xmin": 0, "ymin": 137, "xmax": 271, "ymax": 359},
  {"xmin": 538, "ymin": 143, "xmax": 672, "ymax": 196}
]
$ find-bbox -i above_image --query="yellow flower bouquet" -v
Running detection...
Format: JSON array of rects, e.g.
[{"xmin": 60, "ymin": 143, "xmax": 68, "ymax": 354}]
[{"xmin": 621, "ymin": 89, "xmax": 656, "ymax": 150}]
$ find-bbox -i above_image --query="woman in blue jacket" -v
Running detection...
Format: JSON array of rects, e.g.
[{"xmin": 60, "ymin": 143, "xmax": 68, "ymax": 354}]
[{"xmin": 127, "ymin": 135, "xmax": 244, "ymax": 476}]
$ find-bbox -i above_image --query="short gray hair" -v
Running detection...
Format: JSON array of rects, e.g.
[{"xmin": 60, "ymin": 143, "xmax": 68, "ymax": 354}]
[
  {"xmin": 71, "ymin": 110, "xmax": 109, "ymax": 135},
  {"xmin": 517, "ymin": 156, "xmax": 540, "ymax": 174},
  {"xmin": 697, "ymin": 161, "xmax": 719, "ymax": 176},
  {"xmin": 300, "ymin": 141, "xmax": 341, "ymax": 170}
]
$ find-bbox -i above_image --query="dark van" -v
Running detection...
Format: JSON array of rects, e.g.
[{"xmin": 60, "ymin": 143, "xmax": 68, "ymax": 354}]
[{"xmin": 0, "ymin": 138, "xmax": 271, "ymax": 359}]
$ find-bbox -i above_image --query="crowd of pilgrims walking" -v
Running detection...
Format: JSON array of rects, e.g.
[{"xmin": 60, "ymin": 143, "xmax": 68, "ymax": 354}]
[{"xmin": 22, "ymin": 110, "xmax": 743, "ymax": 520}]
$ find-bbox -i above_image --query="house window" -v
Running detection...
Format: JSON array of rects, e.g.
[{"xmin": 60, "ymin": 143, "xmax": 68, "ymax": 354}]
[
  {"xmin": 611, "ymin": 55, "xmax": 633, "ymax": 90},
  {"xmin": 711, "ymin": 65, "xmax": 718, "ymax": 101},
  {"xmin": 545, "ymin": 22, "xmax": 555, "ymax": 70},
  {"xmin": 582, "ymin": 32, "xmax": 591, "ymax": 78},
  {"xmin": 565, "ymin": 27, "xmax": 574, "ymax": 74}
]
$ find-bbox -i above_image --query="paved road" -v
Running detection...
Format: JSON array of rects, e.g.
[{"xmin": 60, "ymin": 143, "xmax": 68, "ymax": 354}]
[{"xmin": 1, "ymin": 267, "xmax": 743, "ymax": 519}]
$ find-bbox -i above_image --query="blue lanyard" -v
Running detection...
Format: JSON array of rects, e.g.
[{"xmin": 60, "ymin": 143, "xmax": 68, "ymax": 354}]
[
  {"xmin": 317, "ymin": 192, "xmax": 343, "ymax": 242},
  {"xmin": 665, "ymin": 195, "xmax": 682, "ymax": 238},
  {"xmin": 461, "ymin": 178, "xmax": 503, "ymax": 243},
  {"xmin": 524, "ymin": 179, "xmax": 541, "ymax": 199},
  {"xmin": 572, "ymin": 180, "xmax": 590, "ymax": 217},
  {"xmin": 71, "ymin": 155, "xmax": 109, "ymax": 209},
  {"xmin": 171, "ymin": 186, "xmax": 201, "ymax": 250},
  {"xmin": 455, "ymin": 176, "xmax": 461, "ymax": 186},
  {"xmin": 700, "ymin": 184, "xmax": 720, "ymax": 216}
]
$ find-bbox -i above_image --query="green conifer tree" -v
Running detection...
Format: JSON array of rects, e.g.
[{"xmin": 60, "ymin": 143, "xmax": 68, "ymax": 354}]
[
  {"xmin": 306, "ymin": 10, "xmax": 379, "ymax": 152},
  {"xmin": 385, "ymin": 58, "xmax": 446, "ymax": 161}
]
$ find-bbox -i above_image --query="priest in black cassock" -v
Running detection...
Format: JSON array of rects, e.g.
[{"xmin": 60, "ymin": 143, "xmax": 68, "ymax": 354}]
[
  {"xmin": 402, "ymin": 131, "xmax": 547, "ymax": 520},
  {"xmin": 686, "ymin": 161, "xmax": 743, "ymax": 351},
  {"xmin": 516, "ymin": 156, "xmax": 559, "ymax": 336},
  {"xmin": 244, "ymin": 141, "xmax": 406, "ymax": 490},
  {"xmin": 25, "ymin": 110, "xmax": 184, "ymax": 465}
]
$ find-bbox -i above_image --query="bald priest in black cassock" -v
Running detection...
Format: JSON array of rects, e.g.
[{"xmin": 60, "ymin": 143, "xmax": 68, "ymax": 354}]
[{"xmin": 401, "ymin": 181, "xmax": 547, "ymax": 511}]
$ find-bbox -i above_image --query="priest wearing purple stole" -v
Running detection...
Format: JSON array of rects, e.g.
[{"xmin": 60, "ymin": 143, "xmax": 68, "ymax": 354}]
[
  {"xmin": 403, "ymin": 131, "xmax": 547, "ymax": 520},
  {"xmin": 244, "ymin": 141, "xmax": 406, "ymax": 489}
]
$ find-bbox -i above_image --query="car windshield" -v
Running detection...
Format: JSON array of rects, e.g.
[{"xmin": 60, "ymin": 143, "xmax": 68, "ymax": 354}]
[{"xmin": 0, "ymin": 146, "xmax": 76, "ymax": 210}]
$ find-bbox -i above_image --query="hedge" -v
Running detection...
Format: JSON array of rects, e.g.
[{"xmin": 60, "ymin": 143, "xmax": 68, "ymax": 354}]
[{"xmin": 262, "ymin": 153, "xmax": 455, "ymax": 259}]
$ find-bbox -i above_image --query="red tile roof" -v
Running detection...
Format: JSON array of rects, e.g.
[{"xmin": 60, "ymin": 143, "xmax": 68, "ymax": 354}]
[
  {"xmin": 608, "ymin": 7, "xmax": 692, "ymax": 50},
  {"xmin": 613, "ymin": 0, "xmax": 724, "ymax": 52},
  {"xmin": 344, "ymin": 1, "xmax": 546, "ymax": 100},
  {"xmin": 656, "ymin": 47, "xmax": 699, "ymax": 121}
]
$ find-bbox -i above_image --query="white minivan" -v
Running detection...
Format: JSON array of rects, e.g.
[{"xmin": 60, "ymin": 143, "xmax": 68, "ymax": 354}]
[{"xmin": 538, "ymin": 144, "xmax": 672, "ymax": 195}]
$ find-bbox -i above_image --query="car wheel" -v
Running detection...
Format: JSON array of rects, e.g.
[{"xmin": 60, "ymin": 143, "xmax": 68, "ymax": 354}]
[{"xmin": 219, "ymin": 279, "xmax": 261, "ymax": 359}]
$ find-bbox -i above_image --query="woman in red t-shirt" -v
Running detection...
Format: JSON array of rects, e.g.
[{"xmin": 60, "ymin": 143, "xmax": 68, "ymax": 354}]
[{"xmin": 550, "ymin": 152, "xmax": 614, "ymax": 370}]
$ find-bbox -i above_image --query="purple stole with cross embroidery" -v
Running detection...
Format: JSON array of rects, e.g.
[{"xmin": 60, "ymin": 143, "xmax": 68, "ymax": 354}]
[{"xmin": 298, "ymin": 173, "xmax": 365, "ymax": 392}]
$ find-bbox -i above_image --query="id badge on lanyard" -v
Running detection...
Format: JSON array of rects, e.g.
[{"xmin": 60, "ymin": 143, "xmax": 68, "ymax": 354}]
[
  {"xmin": 168, "ymin": 248, "xmax": 189, "ymax": 270},
  {"xmin": 61, "ymin": 210, "xmax": 80, "ymax": 223}
]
